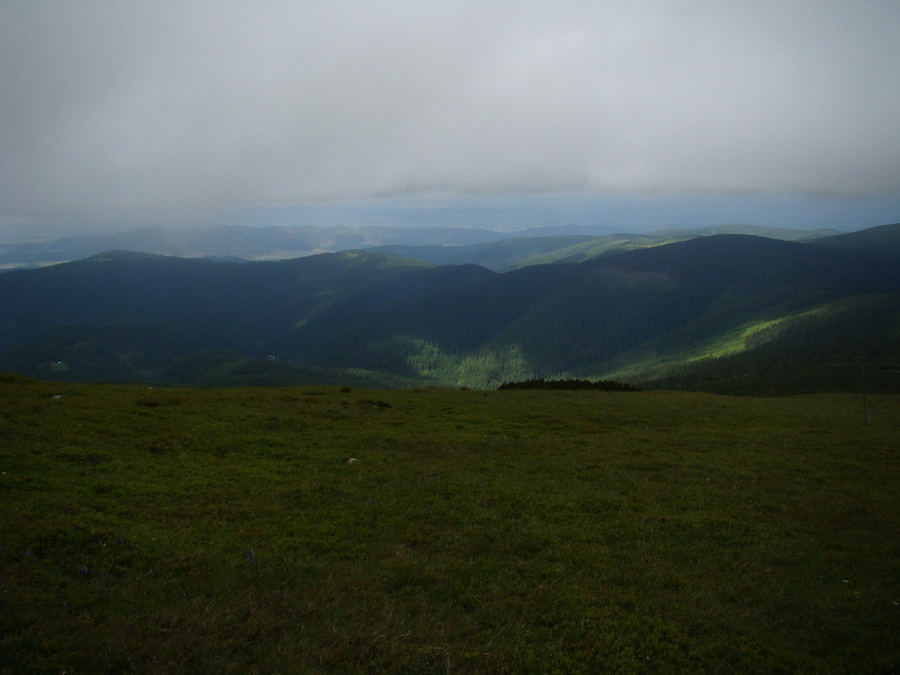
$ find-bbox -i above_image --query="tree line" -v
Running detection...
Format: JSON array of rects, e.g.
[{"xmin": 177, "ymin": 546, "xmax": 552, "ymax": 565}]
[{"xmin": 497, "ymin": 378, "xmax": 640, "ymax": 391}]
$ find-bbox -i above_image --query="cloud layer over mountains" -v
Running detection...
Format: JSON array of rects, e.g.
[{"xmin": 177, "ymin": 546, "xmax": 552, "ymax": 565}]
[{"xmin": 2, "ymin": 0, "xmax": 900, "ymax": 235}]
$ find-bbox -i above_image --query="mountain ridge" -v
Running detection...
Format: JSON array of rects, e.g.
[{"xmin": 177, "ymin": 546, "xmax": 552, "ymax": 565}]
[
  {"xmin": 0, "ymin": 222, "xmax": 848, "ymax": 271},
  {"xmin": 1, "ymin": 226, "xmax": 898, "ymax": 392}
]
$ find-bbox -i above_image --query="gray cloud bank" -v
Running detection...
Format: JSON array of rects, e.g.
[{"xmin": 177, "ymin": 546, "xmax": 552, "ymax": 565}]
[{"xmin": 2, "ymin": 0, "xmax": 900, "ymax": 236}]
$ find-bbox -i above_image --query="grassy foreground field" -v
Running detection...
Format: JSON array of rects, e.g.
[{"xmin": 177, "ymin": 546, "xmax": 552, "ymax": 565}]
[{"xmin": 1, "ymin": 376, "xmax": 897, "ymax": 673}]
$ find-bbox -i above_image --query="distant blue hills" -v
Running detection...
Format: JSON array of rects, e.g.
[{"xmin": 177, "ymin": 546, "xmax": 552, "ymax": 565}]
[{"xmin": 0, "ymin": 222, "xmax": 840, "ymax": 270}]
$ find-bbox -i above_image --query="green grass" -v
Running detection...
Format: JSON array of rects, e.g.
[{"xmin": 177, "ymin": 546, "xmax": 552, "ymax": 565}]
[{"xmin": 1, "ymin": 376, "xmax": 898, "ymax": 673}]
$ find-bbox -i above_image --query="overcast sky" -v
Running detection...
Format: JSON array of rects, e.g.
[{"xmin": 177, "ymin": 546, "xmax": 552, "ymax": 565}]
[{"xmin": 2, "ymin": 0, "xmax": 900, "ymax": 241}]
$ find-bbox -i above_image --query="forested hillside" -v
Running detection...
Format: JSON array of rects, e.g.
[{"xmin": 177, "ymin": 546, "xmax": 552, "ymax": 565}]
[
  {"xmin": 810, "ymin": 221, "xmax": 900, "ymax": 259},
  {"xmin": 298, "ymin": 234, "xmax": 900, "ymax": 391},
  {"xmin": 1, "ymin": 227, "xmax": 898, "ymax": 393}
]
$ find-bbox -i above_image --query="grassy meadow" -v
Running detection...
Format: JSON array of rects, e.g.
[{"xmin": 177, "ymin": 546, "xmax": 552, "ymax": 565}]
[{"xmin": 1, "ymin": 375, "xmax": 898, "ymax": 673}]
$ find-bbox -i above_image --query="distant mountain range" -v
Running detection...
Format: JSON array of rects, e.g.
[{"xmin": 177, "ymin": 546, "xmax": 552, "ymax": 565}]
[
  {"xmin": 0, "ymin": 224, "xmax": 506, "ymax": 269},
  {"xmin": 1, "ymin": 222, "xmax": 897, "ymax": 393},
  {"xmin": 0, "ymin": 222, "xmax": 839, "ymax": 271}
]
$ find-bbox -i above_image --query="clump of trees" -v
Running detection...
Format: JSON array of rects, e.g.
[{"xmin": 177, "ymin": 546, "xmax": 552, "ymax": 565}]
[{"xmin": 497, "ymin": 378, "xmax": 639, "ymax": 391}]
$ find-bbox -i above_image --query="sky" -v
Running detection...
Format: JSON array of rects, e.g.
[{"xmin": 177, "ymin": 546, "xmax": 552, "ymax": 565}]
[{"xmin": 2, "ymin": 0, "xmax": 900, "ymax": 242}]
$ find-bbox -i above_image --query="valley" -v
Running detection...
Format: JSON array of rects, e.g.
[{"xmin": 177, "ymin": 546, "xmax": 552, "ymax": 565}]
[{"xmin": 1, "ymin": 223, "xmax": 898, "ymax": 393}]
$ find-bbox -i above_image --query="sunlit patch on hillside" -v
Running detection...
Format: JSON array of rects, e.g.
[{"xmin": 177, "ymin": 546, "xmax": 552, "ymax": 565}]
[
  {"xmin": 455, "ymin": 344, "xmax": 532, "ymax": 389},
  {"xmin": 399, "ymin": 338, "xmax": 536, "ymax": 389},
  {"xmin": 600, "ymin": 302, "xmax": 854, "ymax": 386}
]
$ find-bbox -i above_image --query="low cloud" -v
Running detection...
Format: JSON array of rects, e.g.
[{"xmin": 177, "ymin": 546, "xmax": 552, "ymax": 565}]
[{"xmin": 2, "ymin": 0, "xmax": 899, "ymax": 235}]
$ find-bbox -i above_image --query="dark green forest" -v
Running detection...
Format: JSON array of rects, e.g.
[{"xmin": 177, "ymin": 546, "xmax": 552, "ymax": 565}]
[
  {"xmin": 497, "ymin": 378, "xmax": 639, "ymax": 391},
  {"xmin": 1, "ymin": 224, "xmax": 899, "ymax": 394}
]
